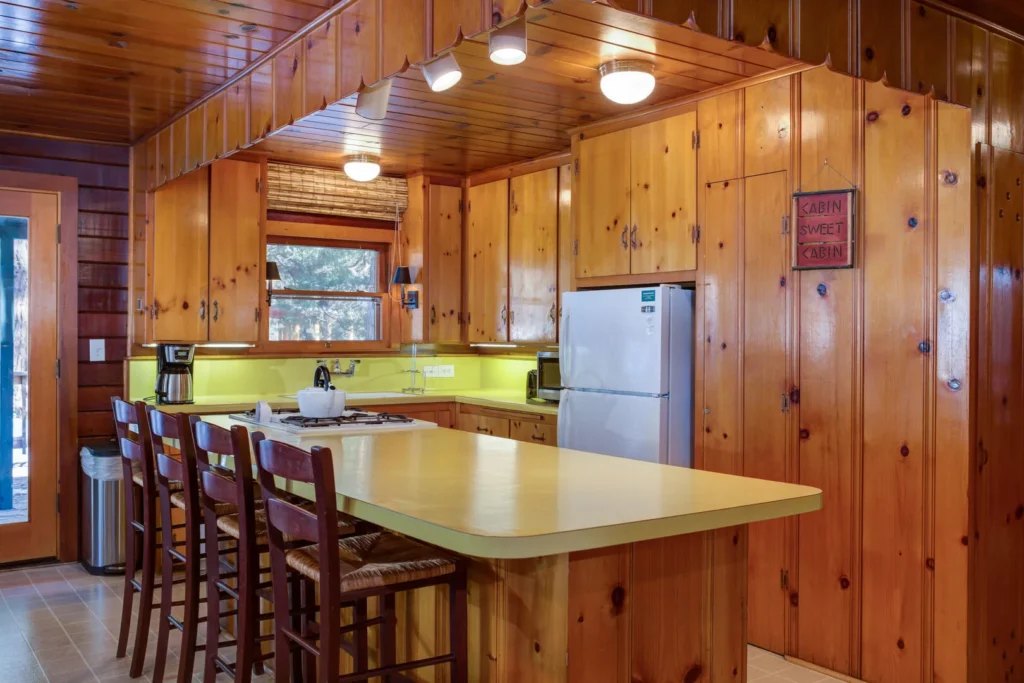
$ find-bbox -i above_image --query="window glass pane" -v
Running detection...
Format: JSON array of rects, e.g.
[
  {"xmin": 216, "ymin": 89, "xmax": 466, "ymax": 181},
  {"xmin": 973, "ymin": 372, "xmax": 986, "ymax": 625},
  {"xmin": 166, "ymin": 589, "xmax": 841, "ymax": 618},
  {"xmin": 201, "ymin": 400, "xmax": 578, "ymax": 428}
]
[
  {"xmin": 0, "ymin": 216, "xmax": 29, "ymax": 526},
  {"xmin": 268, "ymin": 296, "xmax": 380, "ymax": 342},
  {"xmin": 267, "ymin": 243, "xmax": 379, "ymax": 292}
]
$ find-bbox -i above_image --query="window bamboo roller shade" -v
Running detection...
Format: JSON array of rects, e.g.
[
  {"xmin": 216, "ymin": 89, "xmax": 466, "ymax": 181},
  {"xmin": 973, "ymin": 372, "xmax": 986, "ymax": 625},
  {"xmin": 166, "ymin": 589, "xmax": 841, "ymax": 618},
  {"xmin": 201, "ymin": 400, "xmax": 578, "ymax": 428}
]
[{"xmin": 267, "ymin": 163, "xmax": 409, "ymax": 221}]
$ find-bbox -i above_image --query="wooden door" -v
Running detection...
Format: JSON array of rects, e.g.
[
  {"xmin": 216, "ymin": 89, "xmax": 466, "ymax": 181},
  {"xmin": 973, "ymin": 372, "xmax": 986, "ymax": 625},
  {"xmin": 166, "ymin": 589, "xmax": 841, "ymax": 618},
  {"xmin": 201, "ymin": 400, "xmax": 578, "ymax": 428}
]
[
  {"xmin": 742, "ymin": 172, "xmax": 790, "ymax": 654},
  {"xmin": 630, "ymin": 112, "xmax": 698, "ymax": 274},
  {"xmin": 428, "ymin": 184, "xmax": 463, "ymax": 343},
  {"xmin": 466, "ymin": 179, "xmax": 509, "ymax": 343},
  {"xmin": 209, "ymin": 159, "xmax": 261, "ymax": 342},
  {"xmin": 576, "ymin": 129, "xmax": 631, "ymax": 279},
  {"xmin": 0, "ymin": 190, "xmax": 58, "ymax": 563},
  {"xmin": 152, "ymin": 170, "xmax": 210, "ymax": 342},
  {"xmin": 509, "ymin": 168, "xmax": 558, "ymax": 343},
  {"xmin": 698, "ymin": 91, "xmax": 743, "ymax": 185}
]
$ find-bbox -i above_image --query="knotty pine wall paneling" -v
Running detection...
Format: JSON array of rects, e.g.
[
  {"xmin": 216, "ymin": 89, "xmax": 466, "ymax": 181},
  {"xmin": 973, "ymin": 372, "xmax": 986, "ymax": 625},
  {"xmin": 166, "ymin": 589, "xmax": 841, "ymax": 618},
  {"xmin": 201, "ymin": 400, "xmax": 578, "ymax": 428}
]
[{"xmin": 0, "ymin": 135, "xmax": 130, "ymax": 442}]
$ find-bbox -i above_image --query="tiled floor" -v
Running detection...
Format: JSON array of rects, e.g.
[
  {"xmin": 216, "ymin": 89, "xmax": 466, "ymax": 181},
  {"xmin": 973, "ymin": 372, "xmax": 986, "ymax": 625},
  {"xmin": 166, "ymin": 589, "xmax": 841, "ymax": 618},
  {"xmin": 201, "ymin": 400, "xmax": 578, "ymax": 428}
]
[{"xmin": 0, "ymin": 562, "xmax": 842, "ymax": 683}]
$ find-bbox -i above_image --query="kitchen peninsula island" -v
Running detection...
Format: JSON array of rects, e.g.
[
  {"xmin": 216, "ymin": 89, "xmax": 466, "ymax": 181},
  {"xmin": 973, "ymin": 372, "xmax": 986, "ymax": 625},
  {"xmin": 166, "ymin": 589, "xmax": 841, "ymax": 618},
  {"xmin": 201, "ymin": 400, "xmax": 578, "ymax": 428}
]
[{"xmin": 204, "ymin": 415, "xmax": 821, "ymax": 683}]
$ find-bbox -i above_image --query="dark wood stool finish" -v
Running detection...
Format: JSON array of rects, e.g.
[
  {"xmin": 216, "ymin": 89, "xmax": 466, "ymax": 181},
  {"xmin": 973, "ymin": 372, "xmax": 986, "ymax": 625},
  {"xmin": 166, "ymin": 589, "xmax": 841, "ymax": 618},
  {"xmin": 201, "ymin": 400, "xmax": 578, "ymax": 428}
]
[
  {"xmin": 112, "ymin": 398, "xmax": 187, "ymax": 679},
  {"xmin": 253, "ymin": 433, "xmax": 469, "ymax": 683}
]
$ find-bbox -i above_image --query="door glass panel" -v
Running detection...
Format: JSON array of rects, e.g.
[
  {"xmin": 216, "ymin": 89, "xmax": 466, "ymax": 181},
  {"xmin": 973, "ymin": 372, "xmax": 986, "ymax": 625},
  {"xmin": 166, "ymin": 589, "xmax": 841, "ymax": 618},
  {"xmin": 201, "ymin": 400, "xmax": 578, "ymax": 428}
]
[{"xmin": 0, "ymin": 216, "xmax": 28, "ymax": 525}]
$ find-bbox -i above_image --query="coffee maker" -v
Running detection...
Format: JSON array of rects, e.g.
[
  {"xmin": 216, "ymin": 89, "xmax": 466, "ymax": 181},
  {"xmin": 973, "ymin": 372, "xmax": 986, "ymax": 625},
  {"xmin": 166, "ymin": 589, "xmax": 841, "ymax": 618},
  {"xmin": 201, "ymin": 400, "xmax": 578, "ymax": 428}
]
[{"xmin": 155, "ymin": 344, "xmax": 195, "ymax": 404}]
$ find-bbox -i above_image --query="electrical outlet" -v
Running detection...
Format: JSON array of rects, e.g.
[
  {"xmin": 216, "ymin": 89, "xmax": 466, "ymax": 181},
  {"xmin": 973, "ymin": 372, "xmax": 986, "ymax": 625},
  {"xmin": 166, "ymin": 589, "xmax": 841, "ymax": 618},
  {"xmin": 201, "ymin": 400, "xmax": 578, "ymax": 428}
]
[
  {"xmin": 437, "ymin": 364, "xmax": 455, "ymax": 378},
  {"xmin": 423, "ymin": 365, "xmax": 440, "ymax": 378},
  {"xmin": 89, "ymin": 339, "xmax": 105, "ymax": 362}
]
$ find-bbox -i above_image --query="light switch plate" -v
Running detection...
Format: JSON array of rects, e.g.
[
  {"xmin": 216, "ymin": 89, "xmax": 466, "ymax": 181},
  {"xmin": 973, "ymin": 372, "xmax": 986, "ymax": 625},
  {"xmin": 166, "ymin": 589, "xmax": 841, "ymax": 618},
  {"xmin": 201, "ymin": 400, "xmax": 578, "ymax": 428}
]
[
  {"xmin": 89, "ymin": 339, "xmax": 105, "ymax": 362},
  {"xmin": 423, "ymin": 365, "xmax": 440, "ymax": 378},
  {"xmin": 437, "ymin": 364, "xmax": 455, "ymax": 378}
]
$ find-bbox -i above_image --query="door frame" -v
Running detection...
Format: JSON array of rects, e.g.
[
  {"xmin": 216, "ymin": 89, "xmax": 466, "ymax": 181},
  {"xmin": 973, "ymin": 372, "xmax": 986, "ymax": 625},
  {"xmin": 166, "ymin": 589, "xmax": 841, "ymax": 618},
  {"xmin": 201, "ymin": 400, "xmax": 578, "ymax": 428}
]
[{"xmin": 0, "ymin": 170, "xmax": 78, "ymax": 562}]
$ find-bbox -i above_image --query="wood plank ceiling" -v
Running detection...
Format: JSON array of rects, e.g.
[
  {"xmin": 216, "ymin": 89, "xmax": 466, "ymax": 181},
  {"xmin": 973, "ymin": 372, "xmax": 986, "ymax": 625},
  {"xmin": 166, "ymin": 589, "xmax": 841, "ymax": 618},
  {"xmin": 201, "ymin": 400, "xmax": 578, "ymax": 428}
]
[
  {"xmin": 251, "ymin": 1, "xmax": 797, "ymax": 176},
  {"xmin": 0, "ymin": 0, "xmax": 338, "ymax": 143}
]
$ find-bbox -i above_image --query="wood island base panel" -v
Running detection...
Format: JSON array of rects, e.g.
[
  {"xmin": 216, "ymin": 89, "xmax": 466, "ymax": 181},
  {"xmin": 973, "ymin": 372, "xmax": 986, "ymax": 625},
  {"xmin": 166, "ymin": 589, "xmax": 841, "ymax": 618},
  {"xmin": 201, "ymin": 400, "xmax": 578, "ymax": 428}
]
[{"xmin": 362, "ymin": 527, "xmax": 748, "ymax": 683}]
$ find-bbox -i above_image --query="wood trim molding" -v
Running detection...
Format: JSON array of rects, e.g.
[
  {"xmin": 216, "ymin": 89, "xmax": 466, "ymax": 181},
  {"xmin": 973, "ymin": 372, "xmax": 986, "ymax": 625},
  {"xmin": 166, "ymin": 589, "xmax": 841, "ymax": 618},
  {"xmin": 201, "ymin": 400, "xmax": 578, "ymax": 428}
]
[
  {"xmin": 917, "ymin": 0, "xmax": 1024, "ymax": 45},
  {"xmin": 266, "ymin": 220, "xmax": 397, "ymax": 243},
  {"xmin": 575, "ymin": 269, "xmax": 697, "ymax": 289},
  {"xmin": 0, "ymin": 169, "xmax": 79, "ymax": 563},
  {"xmin": 467, "ymin": 150, "xmax": 573, "ymax": 187},
  {"xmin": 569, "ymin": 60, "xmax": 821, "ymax": 140}
]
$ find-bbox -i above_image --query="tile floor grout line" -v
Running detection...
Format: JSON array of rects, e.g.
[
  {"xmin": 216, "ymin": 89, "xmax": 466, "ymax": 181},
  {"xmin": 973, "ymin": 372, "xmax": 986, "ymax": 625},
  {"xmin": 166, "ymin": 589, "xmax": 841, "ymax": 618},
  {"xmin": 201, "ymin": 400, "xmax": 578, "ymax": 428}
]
[
  {"xmin": 0, "ymin": 572, "xmax": 53, "ymax": 683},
  {"xmin": 27, "ymin": 571, "xmax": 103, "ymax": 683}
]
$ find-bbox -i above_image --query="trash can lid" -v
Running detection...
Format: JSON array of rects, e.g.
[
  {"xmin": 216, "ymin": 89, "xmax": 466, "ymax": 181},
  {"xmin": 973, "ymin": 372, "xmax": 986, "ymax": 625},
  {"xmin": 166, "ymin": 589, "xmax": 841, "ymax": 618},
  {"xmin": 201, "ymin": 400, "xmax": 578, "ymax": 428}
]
[{"xmin": 80, "ymin": 440, "xmax": 120, "ymax": 458}]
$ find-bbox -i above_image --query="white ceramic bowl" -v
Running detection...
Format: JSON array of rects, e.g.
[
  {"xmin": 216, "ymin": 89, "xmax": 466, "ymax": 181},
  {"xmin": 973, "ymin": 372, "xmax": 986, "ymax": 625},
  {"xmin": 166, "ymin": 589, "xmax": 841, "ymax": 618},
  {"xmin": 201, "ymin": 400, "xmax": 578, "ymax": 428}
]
[{"xmin": 296, "ymin": 387, "xmax": 346, "ymax": 418}]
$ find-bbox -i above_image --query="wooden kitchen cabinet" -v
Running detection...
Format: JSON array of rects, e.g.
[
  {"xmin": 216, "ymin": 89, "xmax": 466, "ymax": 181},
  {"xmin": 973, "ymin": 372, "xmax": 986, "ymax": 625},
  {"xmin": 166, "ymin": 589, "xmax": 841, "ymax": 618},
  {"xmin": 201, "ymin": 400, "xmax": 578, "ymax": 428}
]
[
  {"xmin": 466, "ymin": 178, "xmax": 509, "ymax": 343},
  {"xmin": 509, "ymin": 168, "xmax": 558, "ymax": 343},
  {"xmin": 360, "ymin": 402, "xmax": 454, "ymax": 428},
  {"xmin": 208, "ymin": 159, "xmax": 262, "ymax": 342},
  {"xmin": 427, "ymin": 183, "xmax": 463, "ymax": 343},
  {"xmin": 574, "ymin": 113, "xmax": 697, "ymax": 281},
  {"xmin": 456, "ymin": 410, "xmax": 510, "ymax": 438},
  {"xmin": 152, "ymin": 169, "xmax": 210, "ymax": 342},
  {"xmin": 576, "ymin": 128, "xmax": 631, "ymax": 279},
  {"xmin": 149, "ymin": 158, "xmax": 265, "ymax": 343},
  {"xmin": 456, "ymin": 403, "xmax": 557, "ymax": 443},
  {"xmin": 510, "ymin": 419, "xmax": 556, "ymax": 445}
]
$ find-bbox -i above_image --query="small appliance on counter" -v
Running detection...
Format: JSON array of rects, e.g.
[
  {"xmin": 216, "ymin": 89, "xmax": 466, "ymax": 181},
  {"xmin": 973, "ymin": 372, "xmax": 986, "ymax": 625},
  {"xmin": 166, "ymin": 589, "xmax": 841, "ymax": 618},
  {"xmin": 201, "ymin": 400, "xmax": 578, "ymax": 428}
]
[
  {"xmin": 526, "ymin": 369, "xmax": 539, "ymax": 400},
  {"xmin": 155, "ymin": 344, "xmax": 195, "ymax": 405},
  {"xmin": 535, "ymin": 350, "xmax": 561, "ymax": 402}
]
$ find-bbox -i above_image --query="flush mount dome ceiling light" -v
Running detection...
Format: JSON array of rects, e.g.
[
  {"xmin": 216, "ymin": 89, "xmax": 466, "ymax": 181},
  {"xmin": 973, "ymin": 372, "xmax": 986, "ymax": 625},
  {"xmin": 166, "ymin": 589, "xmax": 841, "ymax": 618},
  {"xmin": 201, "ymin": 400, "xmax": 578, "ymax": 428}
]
[
  {"xmin": 599, "ymin": 60, "xmax": 656, "ymax": 105},
  {"xmin": 489, "ymin": 16, "xmax": 527, "ymax": 66},
  {"xmin": 343, "ymin": 154, "xmax": 381, "ymax": 182},
  {"xmin": 422, "ymin": 52, "xmax": 462, "ymax": 92}
]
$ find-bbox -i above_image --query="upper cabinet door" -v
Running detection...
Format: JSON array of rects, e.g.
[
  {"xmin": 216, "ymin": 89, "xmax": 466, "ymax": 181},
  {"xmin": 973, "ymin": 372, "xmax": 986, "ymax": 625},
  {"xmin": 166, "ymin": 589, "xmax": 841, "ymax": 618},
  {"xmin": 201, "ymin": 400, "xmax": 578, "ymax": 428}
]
[
  {"xmin": 698, "ymin": 90, "xmax": 743, "ymax": 185},
  {"xmin": 630, "ymin": 112, "xmax": 698, "ymax": 274},
  {"xmin": 466, "ymin": 179, "xmax": 509, "ymax": 343},
  {"xmin": 209, "ymin": 159, "xmax": 262, "ymax": 343},
  {"xmin": 152, "ymin": 170, "xmax": 210, "ymax": 342},
  {"xmin": 509, "ymin": 168, "xmax": 558, "ymax": 343},
  {"xmin": 576, "ymin": 128, "xmax": 631, "ymax": 279},
  {"xmin": 428, "ymin": 184, "xmax": 463, "ymax": 344}
]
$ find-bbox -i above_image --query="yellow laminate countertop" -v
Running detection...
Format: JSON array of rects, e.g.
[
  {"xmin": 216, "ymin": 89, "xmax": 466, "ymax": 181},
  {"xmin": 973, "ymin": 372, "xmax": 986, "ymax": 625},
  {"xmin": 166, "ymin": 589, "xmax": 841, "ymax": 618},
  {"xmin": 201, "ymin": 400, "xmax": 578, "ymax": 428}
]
[
  {"xmin": 143, "ymin": 389, "xmax": 559, "ymax": 417},
  {"xmin": 202, "ymin": 414, "xmax": 821, "ymax": 559}
]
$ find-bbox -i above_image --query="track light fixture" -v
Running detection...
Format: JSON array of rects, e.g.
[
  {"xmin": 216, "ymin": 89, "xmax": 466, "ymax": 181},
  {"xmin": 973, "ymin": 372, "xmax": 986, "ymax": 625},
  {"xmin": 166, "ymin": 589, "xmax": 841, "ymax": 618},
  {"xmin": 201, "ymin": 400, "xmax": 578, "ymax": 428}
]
[
  {"xmin": 422, "ymin": 52, "xmax": 462, "ymax": 92},
  {"xmin": 355, "ymin": 79, "xmax": 392, "ymax": 121},
  {"xmin": 598, "ymin": 60, "xmax": 656, "ymax": 105},
  {"xmin": 489, "ymin": 16, "xmax": 527, "ymax": 66}
]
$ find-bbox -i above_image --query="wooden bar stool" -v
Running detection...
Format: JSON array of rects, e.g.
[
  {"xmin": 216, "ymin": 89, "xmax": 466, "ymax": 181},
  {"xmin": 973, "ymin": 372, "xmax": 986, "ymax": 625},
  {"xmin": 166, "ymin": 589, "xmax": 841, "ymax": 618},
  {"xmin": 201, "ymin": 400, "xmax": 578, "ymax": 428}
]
[
  {"xmin": 148, "ymin": 408, "xmax": 238, "ymax": 683},
  {"xmin": 111, "ymin": 398, "xmax": 186, "ymax": 679},
  {"xmin": 252, "ymin": 432, "xmax": 469, "ymax": 683}
]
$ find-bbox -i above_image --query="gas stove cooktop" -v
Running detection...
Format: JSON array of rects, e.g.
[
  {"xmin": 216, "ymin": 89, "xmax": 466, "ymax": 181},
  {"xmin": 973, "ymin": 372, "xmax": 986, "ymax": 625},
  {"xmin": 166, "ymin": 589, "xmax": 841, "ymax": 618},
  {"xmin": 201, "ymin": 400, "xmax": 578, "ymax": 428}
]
[{"xmin": 227, "ymin": 407, "xmax": 435, "ymax": 435}]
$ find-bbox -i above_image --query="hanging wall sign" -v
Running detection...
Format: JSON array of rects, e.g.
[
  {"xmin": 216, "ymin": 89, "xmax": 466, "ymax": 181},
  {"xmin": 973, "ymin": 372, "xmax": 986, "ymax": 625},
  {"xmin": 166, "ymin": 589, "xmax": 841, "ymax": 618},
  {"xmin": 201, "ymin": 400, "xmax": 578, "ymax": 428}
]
[{"xmin": 792, "ymin": 189, "xmax": 856, "ymax": 270}]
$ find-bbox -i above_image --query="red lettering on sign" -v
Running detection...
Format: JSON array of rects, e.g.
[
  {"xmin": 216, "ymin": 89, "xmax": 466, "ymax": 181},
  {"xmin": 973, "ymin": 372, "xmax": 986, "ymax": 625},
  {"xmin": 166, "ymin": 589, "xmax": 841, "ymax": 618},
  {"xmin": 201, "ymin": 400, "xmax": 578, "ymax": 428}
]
[{"xmin": 797, "ymin": 242, "xmax": 848, "ymax": 268}]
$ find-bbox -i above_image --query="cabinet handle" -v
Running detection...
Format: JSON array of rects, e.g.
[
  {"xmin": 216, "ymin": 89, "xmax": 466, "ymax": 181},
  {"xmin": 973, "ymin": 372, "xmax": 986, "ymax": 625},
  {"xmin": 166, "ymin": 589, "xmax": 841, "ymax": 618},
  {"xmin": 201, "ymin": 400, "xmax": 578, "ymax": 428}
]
[
  {"xmin": 431, "ymin": 305, "xmax": 436, "ymax": 325},
  {"xmin": 476, "ymin": 426, "xmax": 491, "ymax": 434},
  {"xmin": 630, "ymin": 225, "xmax": 638, "ymax": 249},
  {"xmin": 199, "ymin": 299, "xmax": 207, "ymax": 321},
  {"xmin": 212, "ymin": 300, "xmax": 219, "ymax": 323},
  {"xmin": 531, "ymin": 434, "xmax": 546, "ymax": 442},
  {"xmin": 621, "ymin": 225, "xmax": 628, "ymax": 250},
  {"xmin": 548, "ymin": 303, "xmax": 556, "ymax": 323},
  {"xmin": 500, "ymin": 305, "xmax": 507, "ymax": 328}
]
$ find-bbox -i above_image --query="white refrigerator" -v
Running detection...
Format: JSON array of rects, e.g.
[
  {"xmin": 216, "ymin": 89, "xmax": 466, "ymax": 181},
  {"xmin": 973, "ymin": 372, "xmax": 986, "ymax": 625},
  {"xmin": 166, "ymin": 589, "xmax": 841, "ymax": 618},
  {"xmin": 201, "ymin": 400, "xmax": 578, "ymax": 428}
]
[{"xmin": 557, "ymin": 285, "xmax": 694, "ymax": 467}]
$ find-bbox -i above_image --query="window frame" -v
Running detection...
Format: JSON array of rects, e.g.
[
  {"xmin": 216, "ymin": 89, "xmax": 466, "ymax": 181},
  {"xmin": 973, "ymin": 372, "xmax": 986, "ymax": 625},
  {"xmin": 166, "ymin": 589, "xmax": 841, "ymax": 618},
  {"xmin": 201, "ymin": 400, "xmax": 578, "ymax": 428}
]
[{"xmin": 260, "ymin": 232, "xmax": 395, "ymax": 353}]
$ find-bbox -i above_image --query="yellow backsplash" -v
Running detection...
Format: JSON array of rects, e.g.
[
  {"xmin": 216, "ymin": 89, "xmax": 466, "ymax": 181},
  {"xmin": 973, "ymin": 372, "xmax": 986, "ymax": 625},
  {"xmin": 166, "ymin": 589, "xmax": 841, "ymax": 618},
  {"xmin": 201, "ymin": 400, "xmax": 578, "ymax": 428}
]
[{"xmin": 126, "ymin": 354, "xmax": 536, "ymax": 401}]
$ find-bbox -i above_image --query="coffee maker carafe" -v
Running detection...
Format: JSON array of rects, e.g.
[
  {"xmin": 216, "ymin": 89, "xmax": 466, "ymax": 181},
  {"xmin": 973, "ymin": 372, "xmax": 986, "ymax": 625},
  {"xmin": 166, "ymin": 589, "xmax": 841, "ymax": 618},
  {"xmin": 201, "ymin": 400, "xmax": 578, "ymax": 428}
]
[{"xmin": 155, "ymin": 344, "xmax": 195, "ymax": 405}]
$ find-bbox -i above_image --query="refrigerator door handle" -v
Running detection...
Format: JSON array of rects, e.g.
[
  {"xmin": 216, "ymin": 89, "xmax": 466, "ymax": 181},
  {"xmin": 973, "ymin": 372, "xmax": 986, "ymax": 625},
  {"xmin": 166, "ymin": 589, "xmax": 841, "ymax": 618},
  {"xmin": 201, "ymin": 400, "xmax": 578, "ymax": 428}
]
[
  {"xmin": 559, "ymin": 310, "xmax": 570, "ymax": 388},
  {"xmin": 557, "ymin": 390, "xmax": 568, "ymax": 447}
]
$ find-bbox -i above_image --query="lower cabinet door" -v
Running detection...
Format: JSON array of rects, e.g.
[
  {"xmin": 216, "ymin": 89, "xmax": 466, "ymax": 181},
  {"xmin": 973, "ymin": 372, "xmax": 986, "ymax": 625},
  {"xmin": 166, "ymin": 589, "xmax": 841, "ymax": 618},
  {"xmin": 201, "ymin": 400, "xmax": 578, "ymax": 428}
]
[
  {"xmin": 510, "ymin": 420, "xmax": 557, "ymax": 446},
  {"xmin": 456, "ymin": 412, "xmax": 510, "ymax": 438}
]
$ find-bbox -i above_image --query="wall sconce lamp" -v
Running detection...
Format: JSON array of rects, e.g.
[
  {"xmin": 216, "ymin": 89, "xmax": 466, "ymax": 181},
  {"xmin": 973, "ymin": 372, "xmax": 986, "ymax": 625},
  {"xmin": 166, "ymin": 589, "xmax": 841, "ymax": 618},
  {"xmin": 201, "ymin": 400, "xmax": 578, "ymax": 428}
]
[
  {"xmin": 392, "ymin": 266, "xmax": 418, "ymax": 309},
  {"xmin": 266, "ymin": 261, "xmax": 281, "ymax": 306}
]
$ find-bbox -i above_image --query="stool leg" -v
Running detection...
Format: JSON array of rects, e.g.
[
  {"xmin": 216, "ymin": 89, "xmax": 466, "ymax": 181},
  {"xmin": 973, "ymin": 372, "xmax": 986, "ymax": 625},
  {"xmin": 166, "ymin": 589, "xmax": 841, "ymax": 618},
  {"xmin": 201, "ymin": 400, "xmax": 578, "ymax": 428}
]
[
  {"xmin": 234, "ymin": 535, "xmax": 256, "ymax": 683},
  {"xmin": 271, "ymin": 553, "xmax": 294, "ymax": 683},
  {"xmin": 129, "ymin": 492, "xmax": 158, "ymax": 678},
  {"xmin": 293, "ymin": 573, "xmax": 311, "ymax": 683},
  {"xmin": 116, "ymin": 497, "xmax": 137, "ymax": 659},
  {"xmin": 354, "ymin": 598, "xmax": 368, "ymax": 678},
  {"xmin": 380, "ymin": 593, "xmax": 396, "ymax": 683},
  {"xmin": 151, "ymin": 494, "xmax": 175, "ymax": 683},
  {"xmin": 176, "ymin": 524, "xmax": 201, "ymax": 683},
  {"xmin": 449, "ymin": 573, "xmax": 468, "ymax": 683},
  {"xmin": 203, "ymin": 511, "xmax": 222, "ymax": 683}
]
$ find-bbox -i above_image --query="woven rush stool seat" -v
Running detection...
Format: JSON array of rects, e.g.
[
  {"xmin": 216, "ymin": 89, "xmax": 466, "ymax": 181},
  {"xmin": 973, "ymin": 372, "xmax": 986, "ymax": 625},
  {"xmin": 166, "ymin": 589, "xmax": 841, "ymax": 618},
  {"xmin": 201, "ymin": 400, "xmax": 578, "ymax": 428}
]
[
  {"xmin": 132, "ymin": 470, "xmax": 182, "ymax": 491},
  {"xmin": 216, "ymin": 502, "xmax": 358, "ymax": 543},
  {"xmin": 285, "ymin": 532, "xmax": 457, "ymax": 591}
]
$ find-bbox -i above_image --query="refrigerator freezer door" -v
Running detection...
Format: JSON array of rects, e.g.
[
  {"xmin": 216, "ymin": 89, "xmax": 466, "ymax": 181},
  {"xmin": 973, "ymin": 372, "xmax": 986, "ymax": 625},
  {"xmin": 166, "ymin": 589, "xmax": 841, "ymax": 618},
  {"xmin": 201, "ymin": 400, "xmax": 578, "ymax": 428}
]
[
  {"xmin": 560, "ymin": 286, "xmax": 672, "ymax": 394},
  {"xmin": 557, "ymin": 389, "xmax": 668, "ymax": 463}
]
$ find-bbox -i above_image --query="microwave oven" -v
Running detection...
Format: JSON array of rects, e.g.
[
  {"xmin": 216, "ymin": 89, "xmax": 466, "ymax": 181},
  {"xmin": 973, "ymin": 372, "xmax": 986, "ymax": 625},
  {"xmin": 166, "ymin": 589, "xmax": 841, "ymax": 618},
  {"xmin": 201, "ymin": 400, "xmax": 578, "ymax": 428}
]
[{"xmin": 536, "ymin": 351, "xmax": 561, "ymax": 402}]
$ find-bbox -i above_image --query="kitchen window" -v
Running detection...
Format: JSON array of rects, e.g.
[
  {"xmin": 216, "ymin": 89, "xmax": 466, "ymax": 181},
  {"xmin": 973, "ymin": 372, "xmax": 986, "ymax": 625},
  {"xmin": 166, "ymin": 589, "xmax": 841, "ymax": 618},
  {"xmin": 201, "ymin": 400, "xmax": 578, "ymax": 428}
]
[{"xmin": 266, "ymin": 238, "xmax": 389, "ymax": 344}]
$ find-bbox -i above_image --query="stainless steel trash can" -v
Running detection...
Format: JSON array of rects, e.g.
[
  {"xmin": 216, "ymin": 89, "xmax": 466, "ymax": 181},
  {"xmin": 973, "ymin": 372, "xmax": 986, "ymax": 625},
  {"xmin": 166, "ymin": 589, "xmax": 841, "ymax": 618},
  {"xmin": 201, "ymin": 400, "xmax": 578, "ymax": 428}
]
[{"xmin": 80, "ymin": 441, "xmax": 125, "ymax": 576}]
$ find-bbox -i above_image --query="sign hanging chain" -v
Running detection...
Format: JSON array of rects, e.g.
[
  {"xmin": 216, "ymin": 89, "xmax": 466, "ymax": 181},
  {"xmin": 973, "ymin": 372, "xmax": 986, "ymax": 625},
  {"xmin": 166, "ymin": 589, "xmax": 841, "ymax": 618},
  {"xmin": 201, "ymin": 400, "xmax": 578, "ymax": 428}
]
[{"xmin": 822, "ymin": 158, "xmax": 857, "ymax": 189}]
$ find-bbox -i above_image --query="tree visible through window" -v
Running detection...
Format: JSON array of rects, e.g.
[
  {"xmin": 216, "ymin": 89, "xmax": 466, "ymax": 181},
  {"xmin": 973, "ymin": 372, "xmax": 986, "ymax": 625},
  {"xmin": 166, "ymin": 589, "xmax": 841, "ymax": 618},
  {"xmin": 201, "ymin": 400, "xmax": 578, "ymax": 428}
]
[{"xmin": 267, "ymin": 241, "xmax": 385, "ymax": 342}]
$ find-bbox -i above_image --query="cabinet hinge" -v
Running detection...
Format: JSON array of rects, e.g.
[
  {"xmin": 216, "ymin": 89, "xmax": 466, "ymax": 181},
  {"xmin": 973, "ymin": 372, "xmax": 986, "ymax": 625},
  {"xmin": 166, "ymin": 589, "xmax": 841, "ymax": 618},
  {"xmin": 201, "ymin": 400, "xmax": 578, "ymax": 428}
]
[
  {"xmin": 573, "ymin": 158, "xmax": 579, "ymax": 177},
  {"xmin": 781, "ymin": 215, "xmax": 790, "ymax": 235},
  {"xmin": 691, "ymin": 130, "xmax": 696, "ymax": 149},
  {"xmin": 573, "ymin": 239, "xmax": 578, "ymax": 256},
  {"xmin": 694, "ymin": 130, "xmax": 701, "ymax": 150},
  {"xmin": 458, "ymin": 198, "xmax": 463, "ymax": 213},
  {"xmin": 55, "ymin": 359, "xmax": 61, "ymax": 380},
  {"xmin": 256, "ymin": 177, "xmax": 261, "ymax": 194},
  {"xmin": 56, "ymin": 222, "xmax": 61, "ymax": 244},
  {"xmin": 789, "ymin": 387, "xmax": 801, "ymax": 405},
  {"xmin": 255, "ymin": 307, "xmax": 261, "ymax": 322},
  {"xmin": 781, "ymin": 569, "xmax": 789, "ymax": 590},
  {"xmin": 694, "ymin": 225, "xmax": 701, "ymax": 243},
  {"xmin": 781, "ymin": 393, "xmax": 790, "ymax": 413}
]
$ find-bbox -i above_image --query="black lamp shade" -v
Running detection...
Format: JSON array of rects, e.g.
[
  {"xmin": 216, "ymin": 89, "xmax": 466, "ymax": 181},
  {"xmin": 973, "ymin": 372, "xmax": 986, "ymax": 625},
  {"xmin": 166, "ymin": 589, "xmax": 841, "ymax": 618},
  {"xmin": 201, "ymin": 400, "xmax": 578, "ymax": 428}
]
[
  {"xmin": 266, "ymin": 261, "xmax": 281, "ymax": 281},
  {"xmin": 392, "ymin": 266, "xmax": 412, "ymax": 286}
]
